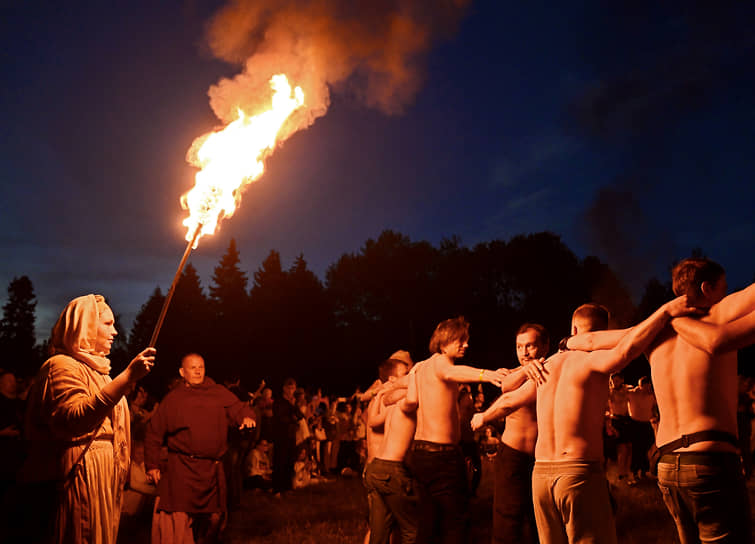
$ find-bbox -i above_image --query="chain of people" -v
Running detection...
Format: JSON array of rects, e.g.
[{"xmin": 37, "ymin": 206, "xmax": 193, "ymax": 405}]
[{"xmin": 1, "ymin": 256, "xmax": 755, "ymax": 543}]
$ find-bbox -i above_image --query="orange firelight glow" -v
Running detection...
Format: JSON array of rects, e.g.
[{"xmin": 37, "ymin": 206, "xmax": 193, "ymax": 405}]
[{"xmin": 181, "ymin": 74, "xmax": 304, "ymax": 245}]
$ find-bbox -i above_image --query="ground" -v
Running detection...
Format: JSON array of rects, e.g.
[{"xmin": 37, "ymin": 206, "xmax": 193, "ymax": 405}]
[{"xmin": 118, "ymin": 457, "xmax": 755, "ymax": 543}]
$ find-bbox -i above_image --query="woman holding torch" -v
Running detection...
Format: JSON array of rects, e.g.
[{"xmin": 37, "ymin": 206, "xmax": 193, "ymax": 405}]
[{"xmin": 22, "ymin": 294, "xmax": 155, "ymax": 544}]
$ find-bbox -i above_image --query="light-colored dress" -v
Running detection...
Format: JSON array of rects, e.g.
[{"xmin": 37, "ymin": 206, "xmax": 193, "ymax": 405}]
[{"xmin": 24, "ymin": 294, "xmax": 130, "ymax": 544}]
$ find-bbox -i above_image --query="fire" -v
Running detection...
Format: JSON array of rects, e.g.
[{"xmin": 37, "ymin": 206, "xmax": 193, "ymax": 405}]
[{"xmin": 181, "ymin": 74, "xmax": 304, "ymax": 245}]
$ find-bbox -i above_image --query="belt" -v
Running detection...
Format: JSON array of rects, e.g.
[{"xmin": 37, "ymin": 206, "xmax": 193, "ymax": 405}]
[
  {"xmin": 168, "ymin": 447, "xmax": 221, "ymax": 462},
  {"xmin": 659, "ymin": 451, "xmax": 741, "ymax": 465},
  {"xmin": 656, "ymin": 430, "xmax": 738, "ymax": 457},
  {"xmin": 411, "ymin": 440, "xmax": 459, "ymax": 453}
]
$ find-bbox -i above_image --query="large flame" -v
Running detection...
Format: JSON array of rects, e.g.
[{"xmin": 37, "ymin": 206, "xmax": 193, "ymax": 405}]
[{"xmin": 181, "ymin": 74, "xmax": 304, "ymax": 245}]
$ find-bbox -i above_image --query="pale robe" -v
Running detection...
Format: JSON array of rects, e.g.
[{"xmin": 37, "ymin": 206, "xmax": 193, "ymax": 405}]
[{"xmin": 23, "ymin": 294, "xmax": 130, "ymax": 544}]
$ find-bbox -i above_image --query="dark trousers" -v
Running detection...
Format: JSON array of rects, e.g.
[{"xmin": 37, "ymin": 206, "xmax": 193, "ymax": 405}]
[
  {"xmin": 657, "ymin": 451, "xmax": 751, "ymax": 544},
  {"xmin": 363, "ymin": 458, "xmax": 419, "ymax": 544},
  {"xmin": 493, "ymin": 443, "xmax": 538, "ymax": 544},
  {"xmin": 407, "ymin": 441, "xmax": 469, "ymax": 544}
]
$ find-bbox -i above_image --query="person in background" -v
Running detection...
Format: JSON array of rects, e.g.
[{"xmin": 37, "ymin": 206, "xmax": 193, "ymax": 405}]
[
  {"xmin": 146, "ymin": 353, "xmax": 255, "ymax": 544},
  {"xmin": 626, "ymin": 376, "xmax": 657, "ymax": 484},
  {"xmin": 244, "ymin": 439, "xmax": 273, "ymax": 491},
  {"xmin": 271, "ymin": 378, "xmax": 304, "ymax": 497}
]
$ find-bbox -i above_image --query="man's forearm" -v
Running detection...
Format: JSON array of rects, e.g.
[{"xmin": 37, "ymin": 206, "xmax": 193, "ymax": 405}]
[
  {"xmin": 567, "ymin": 329, "xmax": 628, "ymax": 351},
  {"xmin": 480, "ymin": 395, "xmax": 508, "ymax": 424},
  {"xmin": 443, "ymin": 364, "xmax": 494, "ymax": 384},
  {"xmin": 674, "ymin": 311, "xmax": 755, "ymax": 354}
]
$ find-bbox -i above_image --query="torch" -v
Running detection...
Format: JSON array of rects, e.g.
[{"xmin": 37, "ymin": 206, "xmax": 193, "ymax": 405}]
[
  {"xmin": 148, "ymin": 224, "xmax": 202, "ymax": 347},
  {"xmin": 146, "ymin": 74, "xmax": 305, "ymax": 349}
]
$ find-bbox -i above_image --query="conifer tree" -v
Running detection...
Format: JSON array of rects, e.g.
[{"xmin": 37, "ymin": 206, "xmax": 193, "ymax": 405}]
[{"xmin": 0, "ymin": 276, "xmax": 38, "ymax": 376}]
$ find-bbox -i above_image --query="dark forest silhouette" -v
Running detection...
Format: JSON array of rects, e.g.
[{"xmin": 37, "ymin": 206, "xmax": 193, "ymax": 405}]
[{"xmin": 2, "ymin": 230, "xmax": 753, "ymax": 396}]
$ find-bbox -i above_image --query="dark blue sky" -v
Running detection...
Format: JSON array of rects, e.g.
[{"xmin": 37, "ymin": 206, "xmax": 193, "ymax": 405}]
[{"xmin": 2, "ymin": 1, "xmax": 754, "ymax": 340}]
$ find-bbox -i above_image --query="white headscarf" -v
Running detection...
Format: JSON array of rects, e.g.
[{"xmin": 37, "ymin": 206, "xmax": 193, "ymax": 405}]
[{"xmin": 50, "ymin": 294, "xmax": 112, "ymax": 374}]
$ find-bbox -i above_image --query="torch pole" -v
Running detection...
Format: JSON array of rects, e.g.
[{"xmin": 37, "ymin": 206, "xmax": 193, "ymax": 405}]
[{"xmin": 148, "ymin": 224, "xmax": 203, "ymax": 348}]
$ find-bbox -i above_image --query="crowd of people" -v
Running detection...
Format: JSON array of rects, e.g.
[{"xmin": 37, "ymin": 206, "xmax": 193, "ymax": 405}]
[{"xmin": 1, "ymin": 256, "xmax": 755, "ymax": 543}]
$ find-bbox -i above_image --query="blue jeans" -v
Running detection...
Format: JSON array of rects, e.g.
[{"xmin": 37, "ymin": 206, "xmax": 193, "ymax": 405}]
[
  {"xmin": 363, "ymin": 458, "xmax": 418, "ymax": 544},
  {"xmin": 657, "ymin": 452, "xmax": 750, "ymax": 544}
]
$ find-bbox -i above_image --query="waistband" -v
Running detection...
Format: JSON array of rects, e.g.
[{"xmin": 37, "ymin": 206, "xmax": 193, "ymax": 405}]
[
  {"xmin": 498, "ymin": 442, "xmax": 535, "ymax": 461},
  {"xmin": 659, "ymin": 451, "xmax": 742, "ymax": 466},
  {"xmin": 533, "ymin": 460, "xmax": 605, "ymax": 476},
  {"xmin": 411, "ymin": 440, "xmax": 459, "ymax": 453}
]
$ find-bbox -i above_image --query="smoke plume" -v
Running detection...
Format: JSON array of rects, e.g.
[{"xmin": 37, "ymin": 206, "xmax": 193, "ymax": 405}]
[{"xmin": 202, "ymin": 0, "xmax": 471, "ymax": 140}]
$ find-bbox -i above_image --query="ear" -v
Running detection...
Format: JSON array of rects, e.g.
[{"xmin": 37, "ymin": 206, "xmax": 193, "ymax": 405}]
[
  {"xmin": 571, "ymin": 324, "xmax": 578, "ymax": 336},
  {"xmin": 179, "ymin": 367, "xmax": 186, "ymax": 380},
  {"xmin": 699, "ymin": 281, "xmax": 713, "ymax": 298}
]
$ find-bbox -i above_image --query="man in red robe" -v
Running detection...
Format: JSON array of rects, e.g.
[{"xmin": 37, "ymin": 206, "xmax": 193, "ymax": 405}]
[{"xmin": 146, "ymin": 353, "xmax": 255, "ymax": 544}]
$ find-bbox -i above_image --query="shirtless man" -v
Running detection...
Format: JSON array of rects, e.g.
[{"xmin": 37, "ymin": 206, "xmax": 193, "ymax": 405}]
[
  {"xmin": 492, "ymin": 297, "xmax": 692, "ymax": 544},
  {"xmin": 403, "ymin": 316, "xmax": 506, "ymax": 544},
  {"xmin": 363, "ymin": 369, "xmax": 419, "ymax": 544},
  {"xmin": 568, "ymin": 259, "xmax": 755, "ymax": 543},
  {"xmin": 471, "ymin": 322, "xmax": 549, "ymax": 544},
  {"xmin": 363, "ymin": 353, "xmax": 413, "ymax": 544}
]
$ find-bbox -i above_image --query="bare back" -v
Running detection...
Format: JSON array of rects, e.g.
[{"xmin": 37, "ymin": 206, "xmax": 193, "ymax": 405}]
[
  {"xmin": 414, "ymin": 357, "xmax": 461, "ymax": 444},
  {"xmin": 377, "ymin": 402, "xmax": 417, "ymax": 461},
  {"xmin": 648, "ymin": 322, "xmax": 738, "ymax": 452},
  {"xmin": 535, "ymin": 351, "xmax": 610, "ymax": 462}
]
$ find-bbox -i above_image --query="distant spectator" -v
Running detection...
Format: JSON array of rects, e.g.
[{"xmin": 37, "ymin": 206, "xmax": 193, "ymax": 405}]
[
  {"xmin": 479, "ymin": 426, "xmax": 500, "ymax": 458},
  {"xmin": 293, "ymin": 445, "xmax": 326, "ymax": 489},
  {"xmin": 0, "ymin": 370, "xmax": 25, "ymax": 516},
  {"xmin": 244, "ymin": 439, "xmax": 273, "ymax": 491},
  {"xmin": 128, "ymin": 385, "xmax": 157, "ymax": 439},
  {"xmin": 272, "ymin": 378, "xmax": 304, "ymax": 496},
  {"xmin": 121, "ymin": 440, "xmax": 157, "ymax": 517}
]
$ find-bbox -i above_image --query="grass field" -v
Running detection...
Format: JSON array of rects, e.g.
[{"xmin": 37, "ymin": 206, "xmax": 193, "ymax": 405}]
[{"xmin": 120, "ymin": 457, "xmax": 755, "ymax": 543}]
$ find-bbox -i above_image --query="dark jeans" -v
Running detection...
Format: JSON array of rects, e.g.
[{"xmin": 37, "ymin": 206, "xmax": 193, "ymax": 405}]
[
  {"xmin": 657, "ymin": 451, "xmax": 751, "ymax": 544},
  {"xmin": 363, "ymin": 458, "xmax": 418, "ymax": 544},
  {"xmin": 493, "ymin": 443, "xmax": 538, "ymax": 544},
  {"xmin": 407, "ymin": 441, "xmax": 469, "ymax": 544}
]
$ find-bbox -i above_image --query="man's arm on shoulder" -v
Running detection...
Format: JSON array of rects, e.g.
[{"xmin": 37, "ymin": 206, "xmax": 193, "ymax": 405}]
[
  {"xmin": 711, "ymin": 282, "xmax": 755, "ymax": 324},
  {"xmin": 672, "ymin": 310, "xmax": 755, "ymax": 355},
  {"xmin": 588, "ymin": 296, "xmax": 698, "ymax": 375},
  {"xmin": 434, "ymin": 355, "xmax": 506, "ymax": 387},
  {"xmin": 567, "ymin": 329, "xmax": 629, "ymax": 351},
  {"xmin": 399, "ymin": 369, "xmax": 418, "ymax": 413}
]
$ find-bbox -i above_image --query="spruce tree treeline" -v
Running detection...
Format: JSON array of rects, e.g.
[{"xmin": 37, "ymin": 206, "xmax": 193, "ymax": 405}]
[{"xmin": 11, "ymin": 230, "xmax": 750, "ymax": 396}]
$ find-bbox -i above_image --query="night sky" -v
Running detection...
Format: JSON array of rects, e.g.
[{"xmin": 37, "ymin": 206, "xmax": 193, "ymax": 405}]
[{"xmin": 2, "ymin": 1, "xmax": 754, "ymax": 341}]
